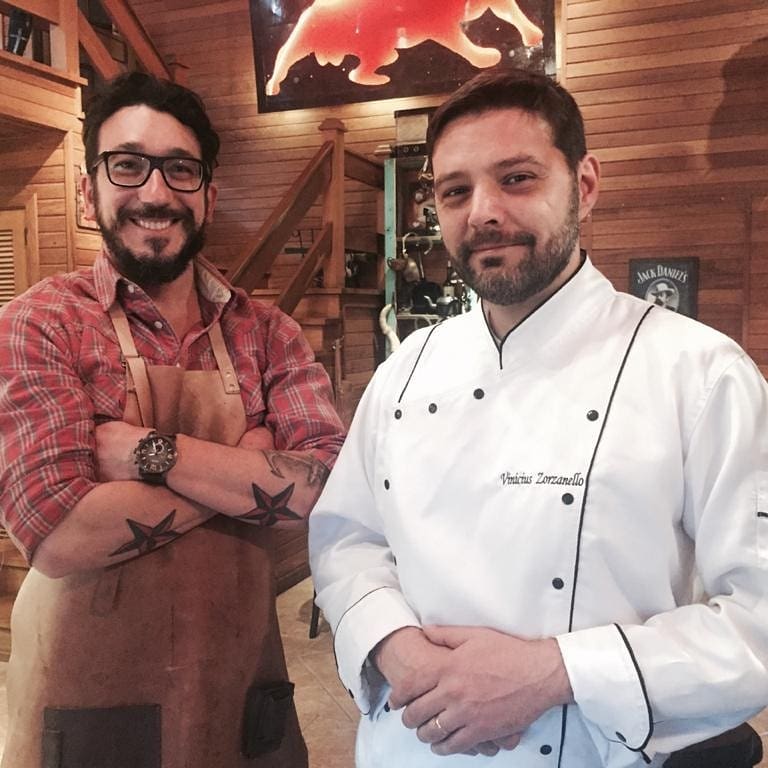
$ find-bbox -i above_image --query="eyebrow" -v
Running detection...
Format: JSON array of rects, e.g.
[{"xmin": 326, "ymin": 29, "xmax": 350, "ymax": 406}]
[
  {"xmin": 108, "ymin": 142, "xmax": 198, "ymax": 159},
  {"xmin": 434, "ymin": 154, "xmax": 546, "ymax": 188}
]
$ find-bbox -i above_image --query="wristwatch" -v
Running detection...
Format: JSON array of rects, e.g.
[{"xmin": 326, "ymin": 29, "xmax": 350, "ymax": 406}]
[{"xmin": 134, "ymin": 430, "xmax": 178, "ymax": 485}]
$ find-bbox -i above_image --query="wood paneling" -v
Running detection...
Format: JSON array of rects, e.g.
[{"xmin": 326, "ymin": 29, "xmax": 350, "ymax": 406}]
[
  {"xmin": 0, "ymin": 129, "xmax": 74, "ymax": 279},
  {"xmin": 566, "ymin": 0, "xmax": 768, "ymax": 359}
]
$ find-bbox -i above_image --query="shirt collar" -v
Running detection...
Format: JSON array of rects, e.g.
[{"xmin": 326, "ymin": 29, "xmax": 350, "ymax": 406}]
[{"xmin": 93, "ymin": 248, "xmax": 234, "ymax": 312}]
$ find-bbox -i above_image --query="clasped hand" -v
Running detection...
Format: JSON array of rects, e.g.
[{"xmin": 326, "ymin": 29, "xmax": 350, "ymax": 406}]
[{"xmin": 378, "ymin": 625, "xmax": 571, "ymax": 757}]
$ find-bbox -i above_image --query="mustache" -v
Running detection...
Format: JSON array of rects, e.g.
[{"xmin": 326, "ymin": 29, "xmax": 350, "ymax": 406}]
[
  {"xmin": 115, "ymin": 204, "xmax": 194, "ymax": 225},
  {"xmin": 458, "ymin": 230, "xmax": 536, "ymax": 261}
]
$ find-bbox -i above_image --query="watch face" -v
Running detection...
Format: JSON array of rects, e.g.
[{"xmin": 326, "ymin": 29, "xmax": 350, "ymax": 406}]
[{"xmin": 137, "ymin": 434, "xmax": 177, "ymax": 474}]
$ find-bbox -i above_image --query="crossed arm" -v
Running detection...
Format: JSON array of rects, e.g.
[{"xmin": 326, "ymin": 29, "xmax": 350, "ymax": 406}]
[{"xmin": 32, "ymin": 421, "xmax": 331, "ymax": 577}]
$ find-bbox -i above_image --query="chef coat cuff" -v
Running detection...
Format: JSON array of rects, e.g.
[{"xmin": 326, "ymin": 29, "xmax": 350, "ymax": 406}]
[
  {"xmin": 557, "ymin": 623, "xmax": 653, "ymax": 753},
  {"xmin": 333, "ymin": 586, "xmax": 421, "ymax": 716}
]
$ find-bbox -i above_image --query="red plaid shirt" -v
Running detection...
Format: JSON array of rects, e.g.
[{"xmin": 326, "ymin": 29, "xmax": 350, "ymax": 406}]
[{"xmin": 0, "ymin": 253, "xmax": 345, "ymax": 561}]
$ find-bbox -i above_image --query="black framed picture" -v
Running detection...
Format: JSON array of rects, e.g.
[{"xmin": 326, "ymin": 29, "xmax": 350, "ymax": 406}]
[
  {"xmin": 628, "ymin": 258, "xmax": 699, "ymax": 319},
  {"xmin": 250, "ymin": 0, "xmax": 555, "ymax": 113}
]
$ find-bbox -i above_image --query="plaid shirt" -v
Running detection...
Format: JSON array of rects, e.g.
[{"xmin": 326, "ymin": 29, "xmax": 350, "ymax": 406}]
[{"xmin": 0, "ymin": 252, "xmax": 345, "ymax": 561}]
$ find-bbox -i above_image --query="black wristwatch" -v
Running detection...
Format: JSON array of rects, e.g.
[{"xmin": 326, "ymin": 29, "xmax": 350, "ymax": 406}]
[{"xmin": 134, "ymin": 430, "xmax": 178, "ymax": 485}]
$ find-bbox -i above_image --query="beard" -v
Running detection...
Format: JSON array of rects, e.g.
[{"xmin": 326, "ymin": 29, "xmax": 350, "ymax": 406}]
[
  {"xmin": 453, "ymin": 182, "xmax": 581, "ymax": 306},
  {"xmin": 95, "ymin": 193, "xmax": 207, "ymax": 288}
]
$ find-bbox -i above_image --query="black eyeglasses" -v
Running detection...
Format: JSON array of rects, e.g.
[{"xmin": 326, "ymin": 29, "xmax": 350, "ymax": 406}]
[{"xmin": 91, "ymin": 151, "xmax": 209, "ymax": 192}]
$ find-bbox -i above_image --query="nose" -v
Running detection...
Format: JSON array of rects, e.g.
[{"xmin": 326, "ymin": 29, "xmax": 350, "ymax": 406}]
[
  {"xmin": 467, "ymin": 182, "xmax": 506, "ymax": 230},
  {"xmin": 137, "ymin": 167, "xmax": 175, "ymax": 204}
]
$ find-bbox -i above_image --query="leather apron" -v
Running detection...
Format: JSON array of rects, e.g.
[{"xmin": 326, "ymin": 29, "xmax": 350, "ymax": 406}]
[{"xmin": 2, "ymin": 304, "xmax": 307, "ymax": 768}]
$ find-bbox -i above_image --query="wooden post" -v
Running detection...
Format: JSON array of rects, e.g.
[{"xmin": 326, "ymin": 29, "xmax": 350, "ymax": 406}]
[{"xmin": 319, "ymin": 118, "xmax": 346, "ymax": 290}]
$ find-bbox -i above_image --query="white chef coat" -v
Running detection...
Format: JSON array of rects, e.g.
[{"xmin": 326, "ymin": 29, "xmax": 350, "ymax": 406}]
[{"xmin": 309, "ymin": 257, "xmax": 768, "ymax": 768}]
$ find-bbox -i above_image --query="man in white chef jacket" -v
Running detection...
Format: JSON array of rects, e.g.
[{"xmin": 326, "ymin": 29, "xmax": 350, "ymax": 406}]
[{"xmin": 308, "ymin": 68, "xmax": 768, "ymax": 768}]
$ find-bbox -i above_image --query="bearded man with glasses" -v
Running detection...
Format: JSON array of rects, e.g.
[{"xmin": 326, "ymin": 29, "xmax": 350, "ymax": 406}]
[{"xmin": 0, "ymin": 72, "xmax": 344, "ymax": 768}]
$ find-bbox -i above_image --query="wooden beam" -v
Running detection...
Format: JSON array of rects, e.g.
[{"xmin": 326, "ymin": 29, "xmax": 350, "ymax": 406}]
[
  {"xmin": 0, "ymin": 0, "xmax": 59, "ymax": 24},
  {"xmin": 344, "ymin": 149, "xmax": 384, "ymax": 189},
  {"xmin": 229, "ymin": 141, "xmax": 333, "ymax": 294},
  {"xmin": 276, "ymin": 223, "xmax": 333, "ymax": 316},
  {"xmin": 319, "ymin": 118, "xmax": 346, "ymax": 290},
  {"xmin": 77, "ymin": 9, "xmax": 123, "ymax": 81},
  {"xmin": 98, "ymin": 0, "xmax": 172, "ymax": 80}
]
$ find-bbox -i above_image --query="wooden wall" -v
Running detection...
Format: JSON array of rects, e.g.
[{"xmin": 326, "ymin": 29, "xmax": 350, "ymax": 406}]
[
  {"xmin": 102, "ymin": 0, "xmax": 768, "ymax": 375},
  {"xmin": 0, "ymin": 127, "xmax": 75, "ymax": 279},
  {"xmin": 564, "ymin": 0, "xmax": 768, "ymax": 374}
]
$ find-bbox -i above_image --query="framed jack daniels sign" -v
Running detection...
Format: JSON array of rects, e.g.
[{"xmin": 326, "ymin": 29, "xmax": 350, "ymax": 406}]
[{"xmin": 628, "ymin": 258, "xmax": 699, "ymax": 319}]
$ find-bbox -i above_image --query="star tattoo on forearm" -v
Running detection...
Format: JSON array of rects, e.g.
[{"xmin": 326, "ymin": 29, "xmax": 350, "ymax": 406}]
[
  {"xmin": 263, "ymin": 450, "xmax": 329, "ymax": 487},
  {"xmin": 109, "ymin": 510, "xmax": 182, "ymax": 557},
  {"xmin": 235, "ymin": 482, "xmax": 302, "ymax": 527}
]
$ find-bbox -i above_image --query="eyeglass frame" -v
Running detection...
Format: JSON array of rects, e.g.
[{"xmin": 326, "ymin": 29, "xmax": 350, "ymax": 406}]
[{"xmin": 90, "ymin": 150, "xmax": 212, "ymax": 193}]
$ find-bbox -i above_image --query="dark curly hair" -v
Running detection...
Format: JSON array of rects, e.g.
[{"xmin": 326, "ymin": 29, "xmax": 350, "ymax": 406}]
[
  {"xmin": 427, "ymin": 68, "xmax": 587, "ymax": 174},
  {"xmin": 82, "ymin": 72, "xmax": 220, "ymax": 181}
]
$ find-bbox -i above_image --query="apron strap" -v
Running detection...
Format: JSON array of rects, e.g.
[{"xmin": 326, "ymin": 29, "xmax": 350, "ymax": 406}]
[
  {"xmin": 208, "ymin": 320, "xmax": 241, "ymax": 395},
  {"xmin": 108, "ymin": 303, "xmax": 155, "ymax": 428}
]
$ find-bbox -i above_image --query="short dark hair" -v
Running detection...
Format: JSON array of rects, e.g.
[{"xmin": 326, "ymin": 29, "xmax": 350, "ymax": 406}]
[
  {"xmin": 82, "ymin": 72, "xmax": 220, "ymax": 181},
  {"xmin": 427, "ymin": 68, "xmax": 587, "ymax": 173}
]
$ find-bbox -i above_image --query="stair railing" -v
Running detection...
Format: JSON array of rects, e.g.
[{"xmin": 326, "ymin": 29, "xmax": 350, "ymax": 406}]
[{"xmin": 228, "ymin": 118, "xmax": 384, "ymax": 316}]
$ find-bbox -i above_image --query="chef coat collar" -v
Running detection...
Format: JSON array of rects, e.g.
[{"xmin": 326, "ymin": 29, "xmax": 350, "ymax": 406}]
[{"xmin": 472, "ymin": 252, "xmax": 616, "ymax": 369}]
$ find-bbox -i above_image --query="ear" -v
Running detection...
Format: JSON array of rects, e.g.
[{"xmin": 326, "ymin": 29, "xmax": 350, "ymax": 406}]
[
  {"xmin": 576, "ymin": 153, "xmax": 600, "ymax": 223},
  {"xmin": 80, "ymin": 172, "xmax": 97, "ymax": 222},
  {"xmin": 204, "ymin": 182, "xmax": 218, "ymax": 224}
]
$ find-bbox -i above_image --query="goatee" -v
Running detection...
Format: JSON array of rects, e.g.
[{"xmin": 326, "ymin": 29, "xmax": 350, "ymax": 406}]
[
  {"xmin": 453, "ymin": 183, "xmax": 581, "ymax": 306},
  {"xmin": 97, "ymin": 201, "xmax": 207, "ymax": 288}
]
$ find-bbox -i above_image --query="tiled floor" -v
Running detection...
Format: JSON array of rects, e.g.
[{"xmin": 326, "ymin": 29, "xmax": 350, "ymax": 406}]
[{"xmin": 0, "ymin": 578, "xmax": 766, "ymax": 767}]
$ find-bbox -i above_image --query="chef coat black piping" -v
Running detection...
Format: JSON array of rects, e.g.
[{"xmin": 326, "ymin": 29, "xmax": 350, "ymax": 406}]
[
  {"xmin": 556, "ymin": 303, "xmax": 655, "ymax": 766},
  {"xmin": 614, "ymin": 623, "xmax": 654, "ymax": 752},
  {"xmin": 330, "ymin": 585, "xmax": 402, "ymax": 715},
  {"xmin": 397, "ymin": 321, "xmax": 443, "ymax": 403}
]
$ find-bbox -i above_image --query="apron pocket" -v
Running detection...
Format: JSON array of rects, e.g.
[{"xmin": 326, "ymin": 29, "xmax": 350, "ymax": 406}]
[
  {"xmin": 42, "ymin": 704, "xmax": 161, "ymax": 768},
  {"xmin": 241, "ymin": 680, "xmax": 295, "ymax": 758}
]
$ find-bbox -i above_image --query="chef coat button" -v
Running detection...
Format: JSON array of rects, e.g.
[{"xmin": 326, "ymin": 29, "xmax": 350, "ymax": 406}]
[
  {"xmin": 473, "ymin": 388, "xmax": 485, "ymax": 400},
  {"xmin": 153, "ymin": 320, "xmax": 164, "ymax": 330},
  {"xmin": 384, "ymin": 702, "xmax": 390, "ymax": 712},
  {"xmin": 587, "ymin": 410, "xmax": 599, "ymax": 421},
  {"xmin": 428, "ymin": 403, "xmax": 437, "ymax": 414},
  {"xmin": 348, "ymin": 689, "xmax": 354, "ymax": 699},
  {"xmin": 384, "ymin": 479, "xmax": 390, "ymax": 490},
  {"xmin": 394, "ymin": 409, "xmax": 402, "ymax": 419},
  {"xmin": 562, "ymin": 493, "xmax": 574, "ymax": 505},
  {"xmin": 540, "ymin": 744, "xmax": 552, "ymax": 755},
  {"xmin": 616, "ymin": 732, "xmax": 626, "ymax": 743},
  {"xmin": 552, "ymin": 577, "xmax": 565, "ymax": 590}
]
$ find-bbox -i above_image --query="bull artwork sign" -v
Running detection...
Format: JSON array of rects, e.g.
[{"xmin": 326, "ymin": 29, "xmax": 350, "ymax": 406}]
[{"xmin": 250, "ymin": 0, "xmax": 555, "ymax": 112}]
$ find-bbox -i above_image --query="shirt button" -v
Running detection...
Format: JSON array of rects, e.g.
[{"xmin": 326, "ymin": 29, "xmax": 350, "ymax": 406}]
[
  {"xmin": 540, "ymin": 744, "xmax": 552, "ymax": 755},
  {"xmin": 473, "ymin": 388, "xmax": 485, "ymax": 400},
  {"xmin": 384, "ymin": 479, "xmax": 390, "ymax": 490},
  {"xmin": 552, "ymin": 578, "xmax": 565, "ymax": 590},
  {"xmin": 562, "ymin": 493, "xmax": 574, "ymax": 505},
  {"xmin": 394, "ymin": 409, "xmax": 402, "ymax": 419},
  {"xmin": 153, "ymin": 320, "xmax": 164, "ymax": 330},
  {"xmin": 348, "ymin": 689, "xmax": 354, "ymax": 699},
  {"xmin": 587, "ymin": 410, "xmax": 599, "ymax": 421},
  {"xmin": 127, "ymin": 284, "xmax": 136, "ymax": 294},
  {"xmin": 428, "ymin": 403, "xmax": 437, "ymax": 414}
]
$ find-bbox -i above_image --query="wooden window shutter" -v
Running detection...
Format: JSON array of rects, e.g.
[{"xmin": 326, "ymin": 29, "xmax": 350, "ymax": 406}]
[{"xmin": 0, "ymin": 210, "xmax": 28, "ymax": 307}]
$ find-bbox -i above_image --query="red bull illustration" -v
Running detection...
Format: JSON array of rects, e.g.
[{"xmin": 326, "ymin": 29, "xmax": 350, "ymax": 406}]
[{"xmin": 265, "ymin": 0, "xmax": 544, "ymax": 97}]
